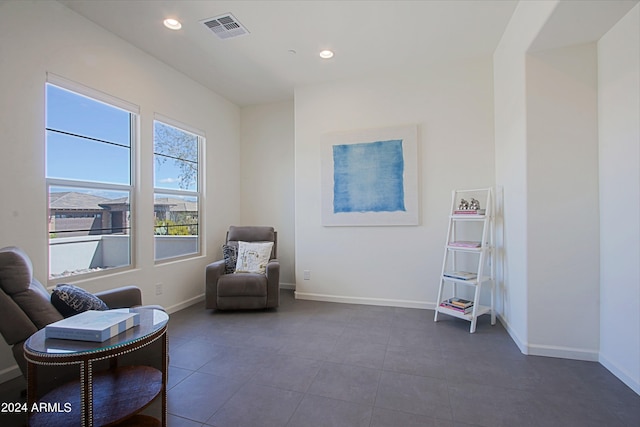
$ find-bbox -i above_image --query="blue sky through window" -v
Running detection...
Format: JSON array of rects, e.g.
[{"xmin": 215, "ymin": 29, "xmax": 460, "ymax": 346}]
[
  {"xmin": 46, "ymin": 84, "xmax": 130, "ymax": 186},
  {"xmin": 46, "ymin": 84, "xmax": 193, "ymax": 195}
]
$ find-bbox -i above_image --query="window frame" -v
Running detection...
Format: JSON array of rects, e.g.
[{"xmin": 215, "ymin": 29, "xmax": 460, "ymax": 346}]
[
  {"xmin": 45, "ymin": 74, "xmax": 139, "ymax": 282},
  {"xmin": 152, "ymin": 114, "xmax": 204, "ymax": 263}
]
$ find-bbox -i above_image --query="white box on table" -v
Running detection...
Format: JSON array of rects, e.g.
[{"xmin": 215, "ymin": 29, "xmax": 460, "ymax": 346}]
[{"xmin": 45, "ymin": 310, "xmax": 140, "ymax": 342}]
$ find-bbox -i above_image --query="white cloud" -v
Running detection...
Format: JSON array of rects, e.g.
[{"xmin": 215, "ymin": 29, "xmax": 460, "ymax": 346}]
[{"xmin": 159, "ymin": 178, "xmax": 179, "ymax": 183}]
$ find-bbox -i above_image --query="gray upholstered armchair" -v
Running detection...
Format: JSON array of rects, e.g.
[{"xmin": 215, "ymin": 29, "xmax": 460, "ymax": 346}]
[
  {"xmin": 0, "ymin": 246, "xmax": 152, "ymax": 381},
  {"xmin": 206, "ymin": 226, "xmax": 280, "ymax": 310}
]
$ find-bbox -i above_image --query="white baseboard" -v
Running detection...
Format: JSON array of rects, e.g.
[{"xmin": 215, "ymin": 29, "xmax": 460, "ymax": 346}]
[
  {"xmin": 294, "ymin": 291, "xmax": 433, "ymax": 310},
  {"xmin": 599, "ymin": 353, "xmax": 640, "ymax": 395},
  {"xmin": 164, "ymin": 286, "xmax": 297, "ymax": 313},
  {"xmin": 497, "ymin": 314, "xmax": 598, "ymax": 361},
  {"xmin": 165, "ymin": 294, "xmax": 204, "ymax": 314},
  {"xmin": 526, "ymin": 343, "xmax": 599, "ymax": 362},
  {"xmin": 164, "ymin": 287, "xmax": 297, "ymax": 312},
  {"xmin": 497, "ymin": 314, "xmax": 529, "ymax": 354},
  {"xmin": 0, "ymin": 365, "xmax": 22, "ymax": 384}
]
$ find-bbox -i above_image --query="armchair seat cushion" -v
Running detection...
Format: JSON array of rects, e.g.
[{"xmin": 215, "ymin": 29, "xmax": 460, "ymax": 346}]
[{"xmin": 217, "ymin": 273, "xmax": 267, "ymax": 297}]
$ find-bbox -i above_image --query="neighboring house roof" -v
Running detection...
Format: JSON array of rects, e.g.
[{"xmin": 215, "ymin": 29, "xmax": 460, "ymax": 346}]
[
  {"xmin": 99, "ymin": 196, "xmax": 130, "ymax": 211},
  {"xmin": 49, "ymin": 192, "xmax": 110, "ymax": 210},
  {"xmin": 103, "ymin": 197, "xmax": 129, "ymax": 204},
  {"xmin": 50, "ymin": 192, "xmax": 197, "ymax": 212},
  {"xmin": 154, "ymin": 197, "xmax": 198, "ymax": 212}
]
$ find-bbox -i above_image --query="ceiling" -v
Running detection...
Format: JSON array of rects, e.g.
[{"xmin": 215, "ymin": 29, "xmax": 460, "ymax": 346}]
[{"xmin": 59, "ymin": 0, "xmax": 521, "ymax": 106}]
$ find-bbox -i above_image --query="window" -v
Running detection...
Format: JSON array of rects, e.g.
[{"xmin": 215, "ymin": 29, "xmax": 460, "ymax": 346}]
[
  {"xmin": 46, "ymin": 78, "xmax": 138, "ymax": 279},
  {"xmin": 153, "ymin": 118, "xmax": 202, "ymax": 261}
]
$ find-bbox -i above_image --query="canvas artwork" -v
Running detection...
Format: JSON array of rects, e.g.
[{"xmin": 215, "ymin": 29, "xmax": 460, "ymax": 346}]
[{"xmin": 321, "ymin": 125, "xmax": 419, "ymax": 226}]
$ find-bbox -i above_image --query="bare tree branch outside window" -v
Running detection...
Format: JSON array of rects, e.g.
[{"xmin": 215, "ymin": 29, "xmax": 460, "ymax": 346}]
[{"xmin": 154, "ymin": 122, "xmax": 198, "ymax": 190}]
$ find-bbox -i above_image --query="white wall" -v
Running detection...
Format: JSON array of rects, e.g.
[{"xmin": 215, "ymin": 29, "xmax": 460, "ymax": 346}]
[
  {"xmin": 495, "ymin": 0, "xmax": 606, "ymax": 361},
  {"xmin": 0, "ymin": 1, "xmax": 241, "ymax": 381},
  {"xmin": 493, "ymin": 0, "xmax": 558, "ymax": 351},
  {"xmin": 495, "ymin": 1, "xmax": 640, "ymax": 392},
  {"xmin": 598, "ymin": 3, "xmax": 640, "ymax": 394},
  {"xmin": 294, "ymin": 58, "xmax": 495, "ymax": 307},
  {"xmin": 495, "ymin": 1, "xmax": 603, "ymax": 360},
  {"xmin": 240, "ymin": 101, "xmax": 295, "ymax": 287},
  {"xmin": 526, "ymin": 43, "xmax": 600, "ymax": 359}
]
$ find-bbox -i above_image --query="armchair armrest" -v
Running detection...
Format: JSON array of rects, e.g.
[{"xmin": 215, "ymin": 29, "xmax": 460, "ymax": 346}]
[
  {"xmin": 266, "ymin": 259, "xmax": 279, "ymax": 278},
  {"xmin": 265, "ymin": 259, "xmax": 280, "ymax": 308},
  {"xmin": 205, "ymin": 259, "xmax": 226, "ymax": 309},
  {"xmin": 96, "ymin": 285, "xmax": 142, "ymax": 308}
]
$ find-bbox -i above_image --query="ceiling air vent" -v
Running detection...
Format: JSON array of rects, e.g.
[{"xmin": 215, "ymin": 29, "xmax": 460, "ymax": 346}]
[{"xmin": 201, "ymin": 13, "xmax": 249, "ymax": 40}]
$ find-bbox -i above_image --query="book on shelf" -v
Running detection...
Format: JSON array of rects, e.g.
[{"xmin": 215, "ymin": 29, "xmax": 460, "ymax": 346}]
[
  {"xmin": 453, "ymin": 209, "xmax": 486, "ymax": 215},
  {"xmin": 446, "ymin": 297, "xmax": 474, "ymax": 308},
  {"xmin": 45, "ymin": 310, "xmax": 140, "ymax": 342},
  {"xmin": 439, "ymin": 300, "xmax": 474, "ymax": 314},
  {"xmin": 448, "ymin": 241, "xmax": 481, "ymax": 248},
  {"xmin": 443, "ymin": 271, "xmax": 477, "ymax": 280}
]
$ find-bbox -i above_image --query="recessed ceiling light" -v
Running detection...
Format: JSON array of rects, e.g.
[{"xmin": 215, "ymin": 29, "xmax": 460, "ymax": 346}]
[
  {"xmin": 163, "ymin": 18, "xmax": 182, "ymax": 30},
  {"xmin": 319, "ymin": 50, "xmax": 334, "ymax": 59}
]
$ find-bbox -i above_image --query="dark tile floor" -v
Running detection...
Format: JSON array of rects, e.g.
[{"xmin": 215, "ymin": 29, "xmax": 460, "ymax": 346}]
[{"xmin": 1, "ymin": 289, "xmax": 638, "ymax": 426}]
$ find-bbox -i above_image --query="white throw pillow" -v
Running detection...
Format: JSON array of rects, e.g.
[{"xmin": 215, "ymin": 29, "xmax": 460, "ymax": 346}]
[{"xmin": 235, "ymin": 241, "xmax": 274, "ymax": 274}]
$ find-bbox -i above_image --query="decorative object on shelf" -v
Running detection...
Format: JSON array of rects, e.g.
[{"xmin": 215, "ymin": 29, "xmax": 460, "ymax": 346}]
[
  {"xmin": 469, "ymin": 198, "xmax": 481, "ymax": 210},
  {"xmin": 321, "ymin": 124, "xmax": 419, "ymax": 226},
  {"xmin": 457, "ymin": 197, "xmax": 481, "ymax": 212},
  {"xmin": 454, "ymin": 197, "xmax": 485, "ymax": 215}
]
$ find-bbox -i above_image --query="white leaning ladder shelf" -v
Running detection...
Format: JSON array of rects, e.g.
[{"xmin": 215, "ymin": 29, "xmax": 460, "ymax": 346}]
[{"xmin": 434, "ymin": 187, "xmax": 496, "ymax": 333}]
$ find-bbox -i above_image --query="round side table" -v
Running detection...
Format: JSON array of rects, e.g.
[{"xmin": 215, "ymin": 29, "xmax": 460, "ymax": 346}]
[{"xmin": 24, "ymin": 308, "xmax": 169, "ymax": 427}]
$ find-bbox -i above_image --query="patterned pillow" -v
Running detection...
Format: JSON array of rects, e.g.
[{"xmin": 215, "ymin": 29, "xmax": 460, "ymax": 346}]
[
  {"xmin": 51, "ymin": 284, "xmax": 109, "ymax": 318},
  {"xmin": 222, "ymin": 244, "xmax": 238, "ymax": 274},
  {"xmin": 235, "ymin": 241, "xmax": 274, "ymax": 274}
]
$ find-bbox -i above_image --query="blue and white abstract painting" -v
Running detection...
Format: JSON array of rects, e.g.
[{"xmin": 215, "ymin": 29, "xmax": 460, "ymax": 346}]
[
  {"xmin": 333, "ymin": 140, "xmax": 405, "ymax": 213},
  {"xmin": 322, "ymin": 125, "xmax": 419, "ymax": 226}
]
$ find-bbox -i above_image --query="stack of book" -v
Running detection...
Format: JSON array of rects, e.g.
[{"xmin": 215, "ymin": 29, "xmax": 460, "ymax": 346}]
[
  {"xmin": 439, "ymin": 297, "xmax": 474, "ymax": 314},
  {"xmin": 453, "ymin": 209, "xmax": 486, "ymax": 215},
  {"xmin": 448, "ymin": 241, "xmax": 481, "ymax": 248},
  {"xmin": 443, "ymin": 271, "xmax": 477, "ymax": 280}
]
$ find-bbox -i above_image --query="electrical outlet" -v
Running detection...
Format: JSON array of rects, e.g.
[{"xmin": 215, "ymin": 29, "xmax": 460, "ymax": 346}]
[
  {"xmin": 155, "ymin": 283, "xmax": 163, "ymax": 296},
  {"xmin": 303, "ymin": 270, "xmax": 311, "ymax": 280}
]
